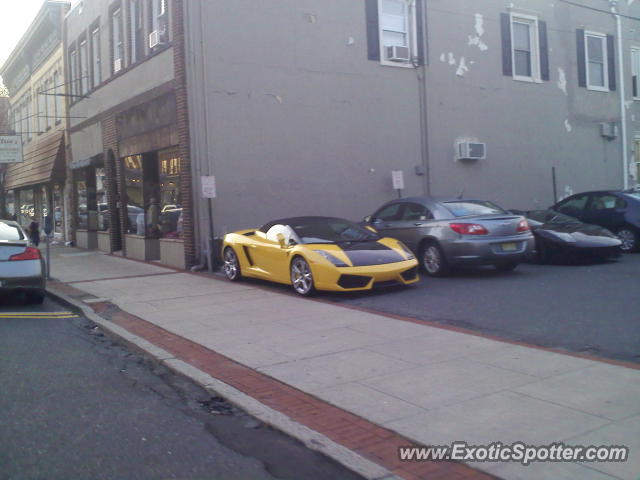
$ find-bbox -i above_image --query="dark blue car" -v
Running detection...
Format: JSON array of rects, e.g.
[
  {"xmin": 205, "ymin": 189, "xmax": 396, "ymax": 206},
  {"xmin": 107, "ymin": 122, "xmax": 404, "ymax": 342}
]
[{"xmin": 551, "ymin": 190, "xmax": 640, "ymax": 252}]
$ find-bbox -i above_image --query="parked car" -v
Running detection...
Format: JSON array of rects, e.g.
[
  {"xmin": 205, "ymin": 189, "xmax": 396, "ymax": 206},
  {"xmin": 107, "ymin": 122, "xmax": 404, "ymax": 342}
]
[
  {"xmin": 551, "ymin": 190, "xmax": 640, "ymax": 252},
  {"xmin": 222, "ymin": 216, "xmax": 419, "ymax": 295},
  {"xmin": 510, "ymin": 210, "xmax": 622, "ymax": 263},
  {"xmin": 0, "ymin": 219, "xmax": 46, "ymax": 304},
  {"xmin": 362, "ymin": 197, "xmax": 535, "ymax": 276}
]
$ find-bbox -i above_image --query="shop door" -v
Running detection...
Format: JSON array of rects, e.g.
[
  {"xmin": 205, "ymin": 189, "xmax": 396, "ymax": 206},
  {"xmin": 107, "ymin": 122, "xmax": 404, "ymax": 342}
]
[{"xmin": 108, "ymin": 150, "xmax": 123, "ymax": 252}]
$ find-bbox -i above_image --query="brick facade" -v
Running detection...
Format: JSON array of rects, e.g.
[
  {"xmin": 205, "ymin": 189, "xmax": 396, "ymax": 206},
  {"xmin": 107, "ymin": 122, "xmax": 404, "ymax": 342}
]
[{"xmin": 171, "ymin": 0, "xmax": 195, "ymax": 268}]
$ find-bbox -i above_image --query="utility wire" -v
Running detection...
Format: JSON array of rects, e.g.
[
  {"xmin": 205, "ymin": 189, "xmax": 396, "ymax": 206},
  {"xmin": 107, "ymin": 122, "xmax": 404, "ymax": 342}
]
[{"xmin": 558, "ymin": 0, "xmax": 640, "ymax": 21}]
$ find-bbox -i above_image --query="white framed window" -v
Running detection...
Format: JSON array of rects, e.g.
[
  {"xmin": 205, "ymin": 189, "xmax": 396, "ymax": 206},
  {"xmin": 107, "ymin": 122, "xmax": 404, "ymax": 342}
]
[
  {"xmin": 46, "ymin": 78, "xmax": 54, "ymax": 129},
  {"xmin": 511, "ymin": 14, "xmax": 541, "ymax": 82},
  {"xmin": 631, "ymin": 47, "xmax": 640, "ymax": 99},
  {"xmin": 91, "ymin": 27, "xmax": 101, "ymax": 88},
  {"xmin": 378, "ymin": 0, "xmax": 416, "ymax": 66},
  {"xmin": 112, "ymin": 8, "xmax": 124, "ymax": 73},
  {"xmin": 53, "ymin": 70, "xmax": 62, "ymax": 123},
  {"xmin": 585, "ymin": 31, "xmax": 608, "ymax": 91},
  {"xmin": 79, "ymin": 39, "xmax": 89, "ymax": 95}
]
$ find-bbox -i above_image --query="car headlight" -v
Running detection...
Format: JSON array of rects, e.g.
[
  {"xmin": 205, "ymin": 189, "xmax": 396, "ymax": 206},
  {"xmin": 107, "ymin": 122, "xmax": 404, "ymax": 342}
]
[
  {"xmin": 397, "ymin": 241, "xmax": 415, "ymax": 260},
  {"xmin": 314, "ymin": 250, "xmax": 349, "ymax": 267}
]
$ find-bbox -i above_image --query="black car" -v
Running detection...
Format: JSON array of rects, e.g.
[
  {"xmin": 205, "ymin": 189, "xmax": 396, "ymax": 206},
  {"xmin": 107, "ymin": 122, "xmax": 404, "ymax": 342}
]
[
  {"xmin": 551, "ymin": 190, "xmax": 640, "ymax": 252},
  {"xmin": 511, "ymin": 210, "xmax": 622, "ymax": 263}
]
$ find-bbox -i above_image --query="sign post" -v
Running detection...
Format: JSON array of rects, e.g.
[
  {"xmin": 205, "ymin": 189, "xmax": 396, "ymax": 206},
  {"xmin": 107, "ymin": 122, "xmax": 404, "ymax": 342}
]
[
  {"xmin": 0, "ymin": 136, "xmax": 24, "ymax": 164},
  {"xmin": 201, "ymin": 176, "xmax": 217, "ymax": 272},
  {"xmin": 391, "ymin": 170, "xmax": 405, "ymax": 198},
  {"xmin": 44, "ymin": 214, "xmax": 53, "ymax": 280}
]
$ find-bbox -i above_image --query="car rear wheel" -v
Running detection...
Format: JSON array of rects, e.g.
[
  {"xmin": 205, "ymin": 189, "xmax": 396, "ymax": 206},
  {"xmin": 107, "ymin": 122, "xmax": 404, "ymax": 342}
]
[
  {"xmin": 419, "ymin": 242, "xmax": 449, "ymax": 277},
  {"xmin": 616, "ymin": 227, "xmax": 639, "ymax": 253},
  {"xmin": 223, "ymin": 247, "xmax": 242, "ymax": 281},
  {"xmin": 493, "ymin": 262, "xmax": 518, "ymax": 272},
  {"xmin": 26, "ymin": 290, "xmax": 45, "ymax": 305},
  {"xmin": 290, "ymin": 257, "xmax": 315, "ymax": 296}
]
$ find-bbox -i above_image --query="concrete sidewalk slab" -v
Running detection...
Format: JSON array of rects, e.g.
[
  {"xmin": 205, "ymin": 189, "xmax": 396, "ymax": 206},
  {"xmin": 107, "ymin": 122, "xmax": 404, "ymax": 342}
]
[{"xmin": 46, "ymin": 245, "xmax": 640, "ymax": 480}]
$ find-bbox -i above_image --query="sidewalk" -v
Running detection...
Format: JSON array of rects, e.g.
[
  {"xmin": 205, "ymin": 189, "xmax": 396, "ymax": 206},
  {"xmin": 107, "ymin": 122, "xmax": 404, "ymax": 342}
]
[{"xmin": 46, "ymin": 245, "xmax": 639, "ymax": 480}]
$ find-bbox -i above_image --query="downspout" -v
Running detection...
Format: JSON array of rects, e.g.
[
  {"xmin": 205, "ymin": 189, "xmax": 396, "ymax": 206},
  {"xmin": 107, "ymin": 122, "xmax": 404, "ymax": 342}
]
[
  {"xmin": 415, "ymin": 0, "xmax": 431, "ymax": 195},
  {"xmin": 612, "ymin": 1, "xmax": 629, "ymax": 189}
]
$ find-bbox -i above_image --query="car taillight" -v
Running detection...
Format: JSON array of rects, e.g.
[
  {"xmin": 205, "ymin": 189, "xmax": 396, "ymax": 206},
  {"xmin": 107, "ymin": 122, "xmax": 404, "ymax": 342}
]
[
  {"xmin": 9, "ymin": 247, "xmax": 41, "ymax": 261},
  {"xmin": 517, "ymin": 219, "xmax": 530, "ymax": 232},
  {"xmin": 449, "ymin": 223, "xmax": 489, "ymax": 235}
]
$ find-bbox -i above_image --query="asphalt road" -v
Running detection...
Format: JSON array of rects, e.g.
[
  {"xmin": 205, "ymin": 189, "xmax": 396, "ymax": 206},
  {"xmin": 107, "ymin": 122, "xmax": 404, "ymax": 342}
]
[
  {"xmin": 0, "ymin": 295, "xmax": 363, "ymax": 480},
  {"xmin": 322, "ymin": 253, "xmax": 640, "ymax": 364}
]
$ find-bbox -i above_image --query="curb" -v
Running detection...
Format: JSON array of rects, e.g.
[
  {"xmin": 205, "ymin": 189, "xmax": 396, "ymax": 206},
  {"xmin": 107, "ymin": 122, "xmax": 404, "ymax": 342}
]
[{"xmin": 45, "ymin": 286, "xmax": 400, "ymax": 480}]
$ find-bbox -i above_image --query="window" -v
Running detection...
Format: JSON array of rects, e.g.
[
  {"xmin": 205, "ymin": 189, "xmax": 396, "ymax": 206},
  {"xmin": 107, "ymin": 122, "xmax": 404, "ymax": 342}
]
[
  {"xmin": 129, "ymin": 0, "xmax": 143, "ymax": 63},
  {"xmin": 124, "ymin": 155, "xmax": 145, "ymax": 235},
  {"xmin": 112, "ymin": 8, "xmax": 124, "ymax": 73},
  {"xmin": 443, "ymin": 201, "xmax": 507, "ymax": 217},
  {"xmin": 588, "ymin": 194, "xmax": 626, "ymax": 211},
  {"xmin": 158, "ymin": 148, "xmax": 182, "ymax": 238},
  {"xmin": 79, "ymin": 38, "xmax": 89, "ymax": 95},
  {"xmin": 96, "ymin": 168, "xmax": 108, "ymax": 231},
  {"xmin": 632, "ymin": 47, "xmax": 640, "ymax": 99},
  {"xmin": 90, "ymin": 27, "xmax": 101, "ymax": 88},
  {"xmin": 586, "ymin": 32, "xmax": 607, "ymax": 90},
  {"xmin": 25, "ymin": 95, "xmax": 31, "ymax": 141},
  {"xmin": 373, "ymin": 203, "xmax": 402, "ymax": 222},
  {"xmin": 69, "ymin": 48, "xmax": 78, "ymax": 97},
  {"xmin": 37, "ymin": 86, "xmax": 46, "ymax": 133},
  {"xmin": 149, "ymin": 0, "xmax": 168, "ymax": 49},
  {"xmin": 46, "ymin": 78, "xmax": 54, "ymax": 129},
  {"xmin": 556, "ymin": 194, "xmax": 589, "ymax": 215},
  {"xmin": 501, "ymin": 13, "xmax": 549, "ymax": 82},
  {"xmin": 53, "ymin": 70, "xmax": 62, "ymax": 123},
  {"xmin": 378, "ymin": 0, "xmax": 415, "ymax": 64},
  {"xmin": 401, "ymin": 203, "xmax": 433, "ymax": 221}
]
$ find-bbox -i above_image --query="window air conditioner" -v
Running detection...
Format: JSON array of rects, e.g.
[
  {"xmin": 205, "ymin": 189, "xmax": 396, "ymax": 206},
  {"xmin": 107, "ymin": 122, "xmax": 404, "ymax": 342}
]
[
  {"xmin": 386, "ymin": 45, "xmax": 410, "ymax": 62},
  {"xmin": 149, "ymin": 30, "xmax": 166, "ymax": 48},
  {"xmin": 113, "ymin": 58, "xmax": 122, "ymax": 73},
  {"xmin": 456, "ymin": 142, "xmax": 486, "ymax": 161},
  {"xmin": 600, "ymin": 122, "xmax": 618, "ymax": 139}
]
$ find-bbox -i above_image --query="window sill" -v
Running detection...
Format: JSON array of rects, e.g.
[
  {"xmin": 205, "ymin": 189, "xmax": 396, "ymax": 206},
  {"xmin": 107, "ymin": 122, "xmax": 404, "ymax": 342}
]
[
  {"xmin": 513, "ymin": 75, "xmax": 542, "ymax": 84},
  {"xmin": 379, "ymin": 60, "xmax": 414, "ymax": 69},
  {"xmin": 587, "ymin": 86, "xmax": 610, "ymax": 93}
]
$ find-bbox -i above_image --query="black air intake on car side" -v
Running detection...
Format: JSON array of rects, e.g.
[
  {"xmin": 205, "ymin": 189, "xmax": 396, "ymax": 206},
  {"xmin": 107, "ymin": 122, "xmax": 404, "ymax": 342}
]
[{"xmin": 401, "ymin": 267, "xmax": 418, "ymax": 281}]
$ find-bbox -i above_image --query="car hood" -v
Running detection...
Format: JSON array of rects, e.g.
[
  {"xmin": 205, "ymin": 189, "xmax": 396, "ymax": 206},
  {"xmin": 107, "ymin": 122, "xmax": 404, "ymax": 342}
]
[{"xmin": 309, "ymin": 239, "xmax": 408, "ymax": 266}]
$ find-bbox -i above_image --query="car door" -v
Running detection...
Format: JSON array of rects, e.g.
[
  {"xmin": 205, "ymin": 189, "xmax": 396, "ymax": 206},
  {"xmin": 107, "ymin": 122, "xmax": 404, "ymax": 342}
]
[
  {"xmin": 249, "ymin": 227, "xmax": 292, "ymax": 281},
  {"xmin": 391, "ymin": 202, "xmax": 436, "ymax": 252},
  {"xmin": 369, "ymin": 203, "xmax": 404, "ymax": 238},
  {"xmin": 581, "ymin": 193, "xmax": 627, "ymax": 231},
  {"xmin": 553, "ymin": 193, "xmax": 590, "ymax": 221}
]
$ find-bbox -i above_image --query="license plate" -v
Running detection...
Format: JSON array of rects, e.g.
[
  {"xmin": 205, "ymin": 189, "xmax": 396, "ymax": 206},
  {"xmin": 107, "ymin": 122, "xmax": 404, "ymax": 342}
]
[{"xmin": 501, "ymin": 242, "xmax": 518, "ymax": 252}]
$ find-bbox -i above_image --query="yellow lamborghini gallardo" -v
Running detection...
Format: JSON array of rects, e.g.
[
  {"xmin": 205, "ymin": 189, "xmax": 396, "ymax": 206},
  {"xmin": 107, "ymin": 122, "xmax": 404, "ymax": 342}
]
[{"xmin": 221, "ymin": 216, "xmax": 419, "ymax": 295}]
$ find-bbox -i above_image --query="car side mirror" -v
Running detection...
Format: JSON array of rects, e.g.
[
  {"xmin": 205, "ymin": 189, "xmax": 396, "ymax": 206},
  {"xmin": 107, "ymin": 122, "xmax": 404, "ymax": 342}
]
[
  {"xmin": 363, "ymin": 215, "xmax": 372, "ymax": 223},
  {"xmin": 276, "ymin": 233, "xmax": 287, "ymax": 249}
]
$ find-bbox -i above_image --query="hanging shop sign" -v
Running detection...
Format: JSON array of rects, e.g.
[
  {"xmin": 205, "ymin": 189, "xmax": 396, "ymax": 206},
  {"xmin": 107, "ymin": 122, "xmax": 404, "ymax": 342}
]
[{"xmin": 0, "ymin": 136, "xmax": 24, "ymax": 164}]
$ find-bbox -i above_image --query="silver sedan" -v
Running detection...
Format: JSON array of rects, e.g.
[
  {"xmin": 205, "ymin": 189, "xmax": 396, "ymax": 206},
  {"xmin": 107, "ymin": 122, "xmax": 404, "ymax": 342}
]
[
  {"xmin": 0, "ymin": 220, "xmax": 46, "ymax": 303},
  {"xmin": 363, "ymin": 197, "xmax": 535, "ymax": 276}
]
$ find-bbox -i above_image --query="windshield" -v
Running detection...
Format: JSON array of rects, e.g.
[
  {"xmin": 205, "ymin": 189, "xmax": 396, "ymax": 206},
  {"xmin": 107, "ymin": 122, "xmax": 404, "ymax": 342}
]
[
  {"xmin": 290, "ymin": 219, "xmax": 378, "ymax": 244},
  {"xmin": 527, "ymin": 210, "xmax": 579, "ymax": 224},
  {"xmin": 443, "ymin": 200, "xmax": 507, "ymax": 217},
  {"xmin": 0, "ymin": 222, "xmax": 25, "ymax": 241}
]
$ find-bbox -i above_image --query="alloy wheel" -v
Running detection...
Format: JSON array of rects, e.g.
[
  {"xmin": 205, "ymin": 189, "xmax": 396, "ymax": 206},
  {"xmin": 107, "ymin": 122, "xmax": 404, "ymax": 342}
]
[
  {"xmin": 291, "ymin": 257, "xmax": 313, "ymax": 295},
  {"xmin": 223, "ymin": 248, "xmax": 240, "ymax": 280},
  {"xmin": 617, "ymin": 229, "xmax": 637, "ymax": 252},
  {"xmin": 423, "ymin": 246, "xmax": 442, "ymax": 274}
]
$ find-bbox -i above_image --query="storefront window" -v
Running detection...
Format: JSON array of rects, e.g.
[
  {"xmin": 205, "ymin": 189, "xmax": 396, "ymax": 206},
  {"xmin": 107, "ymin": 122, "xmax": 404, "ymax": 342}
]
[
  {"xmin": 76, "ymin": 174, "xmax": 88, "ymax": 229},
  {"xmin": 18, "ymin": 189, "xmax": 35, "ymax": 227},
  {"xmin": 96, "ymin": 168, "xmax": 108, "ymax": 231},
  {"xmin": 52, "ymin": 185, "xmax": 63, "ymax": 234},
  {"xmin": 158, "ymin": 148, "xmax": 182, "ymax": 239},
  {"xmin": 6, "ymin": 190, "xmax": 15, "ymax": 219},
  {"xmin": 124, "ymin": 155, "xmax": 145, "ymax": 235},
  {"xmin": 39, "ymin": 186, "xmax": 49, "ymax": 227}
]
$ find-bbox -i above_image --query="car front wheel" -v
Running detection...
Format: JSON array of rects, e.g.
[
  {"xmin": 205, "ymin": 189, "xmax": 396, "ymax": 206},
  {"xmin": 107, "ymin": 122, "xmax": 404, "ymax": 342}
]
[
  {"xmin": 223, "ymin": 247, "xmax": 242, "ymax": 281},
  {"xmin": 616, "ymin": 227, "xmax": 639, "ymax": 253},
  {"xmin": 420, "ymin": 242, "xmax": 449, "ymax": 277},
  {"xmin": 290, "ymin": 257, "xmax": 315, "ymax": 296}
]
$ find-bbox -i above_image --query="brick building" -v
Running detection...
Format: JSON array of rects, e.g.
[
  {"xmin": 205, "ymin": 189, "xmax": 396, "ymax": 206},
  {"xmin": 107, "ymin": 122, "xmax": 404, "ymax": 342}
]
[{"xmin": 64, "ymin": 0, "xmax": 194, "ymax": 268}]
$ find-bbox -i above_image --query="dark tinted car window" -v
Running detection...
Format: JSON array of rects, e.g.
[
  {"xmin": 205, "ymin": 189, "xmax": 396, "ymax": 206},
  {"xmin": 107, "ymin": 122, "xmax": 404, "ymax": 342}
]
[
  {"xmin": 556, "ymin": 194, "xmax": 589, "ymax": 213},
  {"xmin": 401, "ymin": 203, "xmax": 434, "ymax": 221},
  {"xmin": 443, "ymin": 201, "xmax": 506, "ymax": 217},
  {"xmin": 373, "ymin": 204, "xmax": 402, "ymax": 221},
  {"xmin": 527, "ymin": 210, "xmax": 579, "ymax": 224},
  {"xmin": 589, "ymin": 194, "xmax": 625, "ymax": 210},
  {"xmin": 0, "ymin": 222, "xmax": 25, "ymax": 241}
]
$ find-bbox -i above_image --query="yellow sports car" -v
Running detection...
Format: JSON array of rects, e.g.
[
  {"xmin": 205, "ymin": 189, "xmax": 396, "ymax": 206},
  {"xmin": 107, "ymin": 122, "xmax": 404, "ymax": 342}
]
[{"xmin": 221, "ymin": 216, "xmax": 419, "ymax": 295}]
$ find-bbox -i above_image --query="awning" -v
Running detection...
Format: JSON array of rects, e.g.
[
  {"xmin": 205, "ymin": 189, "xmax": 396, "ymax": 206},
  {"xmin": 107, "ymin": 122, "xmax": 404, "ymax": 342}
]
[
  {"xmin": 3, "ymin": 132, "xmax": 66, "ymax": 191},
  {"xmin": 70, "ymin": 153, "xmax": 103, "ymax": 170}
]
